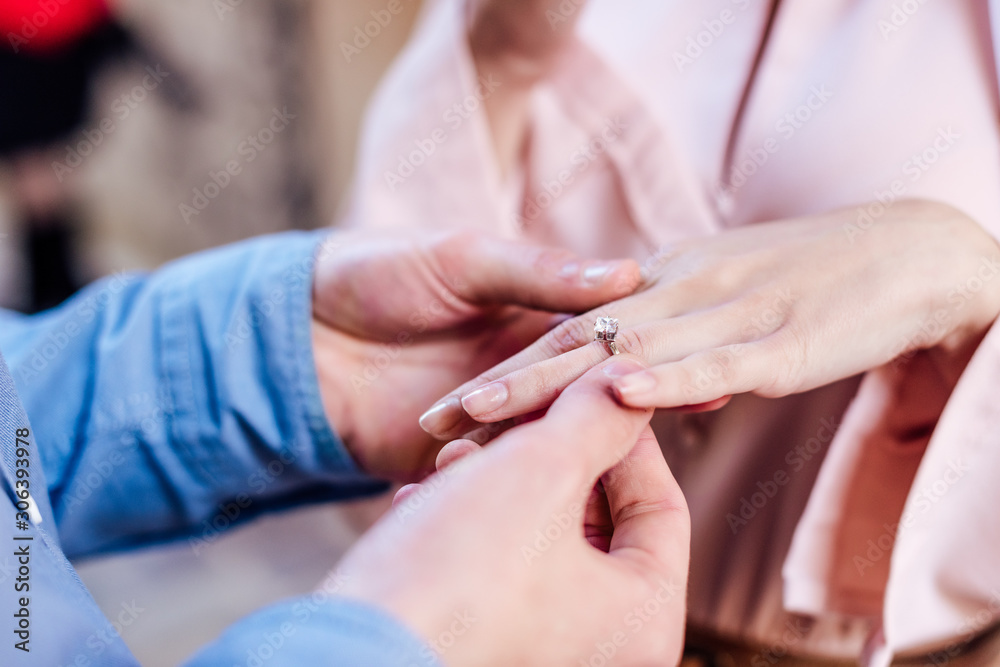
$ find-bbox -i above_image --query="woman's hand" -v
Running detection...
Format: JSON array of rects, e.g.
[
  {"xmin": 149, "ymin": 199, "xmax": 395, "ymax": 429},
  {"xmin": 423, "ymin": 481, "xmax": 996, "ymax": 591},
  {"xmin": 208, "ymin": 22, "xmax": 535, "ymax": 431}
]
[
  {"xmin": 335, "ymin": 358, "xmax": 690, "ymax": 667},
  {"xmin": 311, "ymin": 230, "xmax": 640, "ymax": 481},
  {"xmin": 418, "ymin": 200, "xmax": 1000, "ymax": 440}
]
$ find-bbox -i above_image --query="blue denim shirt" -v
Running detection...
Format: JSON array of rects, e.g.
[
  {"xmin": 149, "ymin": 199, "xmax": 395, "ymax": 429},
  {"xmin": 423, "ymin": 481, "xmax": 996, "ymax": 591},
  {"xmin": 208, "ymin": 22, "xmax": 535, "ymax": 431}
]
[{"xmin": 0, "ymin": 232, "xmax": 441, "ymax": 666}]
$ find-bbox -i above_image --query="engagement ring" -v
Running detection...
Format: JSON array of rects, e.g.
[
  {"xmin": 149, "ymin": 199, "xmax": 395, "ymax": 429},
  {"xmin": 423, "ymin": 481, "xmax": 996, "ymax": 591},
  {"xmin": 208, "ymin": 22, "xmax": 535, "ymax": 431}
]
[{"xmin": 594, "ymin": 317, "xmax": 619, "ymax": 356}]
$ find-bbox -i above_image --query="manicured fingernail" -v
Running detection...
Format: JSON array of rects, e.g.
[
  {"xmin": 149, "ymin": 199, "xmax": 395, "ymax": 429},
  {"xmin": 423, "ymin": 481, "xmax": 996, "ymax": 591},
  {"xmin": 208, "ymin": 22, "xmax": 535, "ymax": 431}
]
[
  {"xmin": 461, "ymin": 382, "xmax": 509, "ymax": 418},
  {"xmin": 558, "ymin": 261, "xmax": 581, "ymax": 279},
  {"xmin": 602, "ymin": 358, "xmax": 647, "ymax": 379},
  {"xmin": 582, "ymin": 262, "xmax": 617, "ymax": 286},
  {"xmin": 419, "ymin": 396, "xmax": 462, "ymax": 435},
  {"xmin": 614, "ymin": 371, "xmax": 657, "ymax": 396}
]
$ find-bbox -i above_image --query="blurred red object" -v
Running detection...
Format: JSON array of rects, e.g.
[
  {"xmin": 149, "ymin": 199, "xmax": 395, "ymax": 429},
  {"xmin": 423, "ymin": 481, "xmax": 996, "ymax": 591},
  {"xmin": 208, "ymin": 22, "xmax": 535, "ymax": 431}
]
[{"xmin": 1, "ymin": 0, "xmax": 110, "ymax": 54}]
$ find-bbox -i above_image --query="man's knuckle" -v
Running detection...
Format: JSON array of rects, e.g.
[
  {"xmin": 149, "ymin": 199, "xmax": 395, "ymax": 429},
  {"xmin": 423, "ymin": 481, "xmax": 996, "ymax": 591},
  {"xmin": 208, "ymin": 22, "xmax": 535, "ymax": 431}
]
[{"xmin": 429, "ymin": 233, "xmax": 479, "ymax": 285}]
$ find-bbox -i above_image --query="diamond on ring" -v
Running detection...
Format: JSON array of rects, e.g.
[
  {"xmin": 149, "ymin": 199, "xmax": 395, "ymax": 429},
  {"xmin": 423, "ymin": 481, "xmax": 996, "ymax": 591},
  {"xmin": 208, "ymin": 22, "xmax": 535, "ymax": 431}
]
[{"xmin": 595, "ymin": 317, "xmax": 620, "ymax": 355}]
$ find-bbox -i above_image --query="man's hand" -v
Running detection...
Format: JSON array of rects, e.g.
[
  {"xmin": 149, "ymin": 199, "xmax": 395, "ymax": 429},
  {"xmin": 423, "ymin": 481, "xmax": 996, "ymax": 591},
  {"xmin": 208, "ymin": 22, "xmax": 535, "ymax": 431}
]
[
  {"xmin": 335, "ymin": 358, "xmax": 690, "ymax": 666},
  {"xmin": 311, "ymin": 230, "xmax": 640, "ymax": 481}
]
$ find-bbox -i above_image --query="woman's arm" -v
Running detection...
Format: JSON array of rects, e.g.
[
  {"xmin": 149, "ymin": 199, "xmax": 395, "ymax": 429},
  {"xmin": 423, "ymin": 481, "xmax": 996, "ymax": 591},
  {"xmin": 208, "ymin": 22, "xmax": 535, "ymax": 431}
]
[{"xmin": 418, "ymin": 200, "xmax": 1000, "ymax": 436}]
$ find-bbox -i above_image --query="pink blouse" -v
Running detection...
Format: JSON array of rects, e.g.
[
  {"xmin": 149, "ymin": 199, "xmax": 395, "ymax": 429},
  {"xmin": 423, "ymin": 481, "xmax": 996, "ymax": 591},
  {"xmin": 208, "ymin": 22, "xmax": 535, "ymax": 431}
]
[{"xmin": 345, "ymin": 1, "xmax": 1000, "ymax": 663}]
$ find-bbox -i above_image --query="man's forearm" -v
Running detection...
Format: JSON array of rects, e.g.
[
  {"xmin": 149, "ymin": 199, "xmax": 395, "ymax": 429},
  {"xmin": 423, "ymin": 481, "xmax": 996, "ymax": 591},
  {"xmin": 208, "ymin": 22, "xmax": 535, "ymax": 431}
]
[{"xmin": 0, "ymin": 231, "xmax": 385, "ymax": 558}]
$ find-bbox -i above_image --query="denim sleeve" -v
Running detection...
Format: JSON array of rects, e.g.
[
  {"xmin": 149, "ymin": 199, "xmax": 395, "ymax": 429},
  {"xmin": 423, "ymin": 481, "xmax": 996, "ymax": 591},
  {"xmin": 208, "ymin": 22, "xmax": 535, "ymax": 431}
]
[
  {"xmin": 185, "ymin": 597, "xmax": 443, "ymax": 667},
  {"xmin": 0, "ymin": 231, "xmax": 387, "ymax": 558}
]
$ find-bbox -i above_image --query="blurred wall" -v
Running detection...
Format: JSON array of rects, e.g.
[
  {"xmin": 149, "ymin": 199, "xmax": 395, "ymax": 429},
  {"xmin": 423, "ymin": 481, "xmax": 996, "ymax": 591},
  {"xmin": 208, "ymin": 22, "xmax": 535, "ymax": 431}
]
[
  {"xmin": 304, "ymin": 0, "xmax": 425, "ymax": 226},
  {"xmin": 3, "ymin": 0, "xmax": 424, "ymax": 275}
]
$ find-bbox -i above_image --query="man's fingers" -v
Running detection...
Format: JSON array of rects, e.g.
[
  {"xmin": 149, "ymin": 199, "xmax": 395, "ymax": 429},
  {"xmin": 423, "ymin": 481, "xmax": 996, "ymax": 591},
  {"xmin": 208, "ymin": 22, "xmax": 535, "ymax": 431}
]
[
  {"xmin": 392, "ymin": 484, "xmax": 424, "ymax": 508},
  {"xmin": 602, "ymin": 427, "xmax": 690, "ymax": 576},
  {"xmin": 523, "ymin": 356, "xmax": 655, "ymax": 487},
  {"xmin": 432, "ymin": 233, "xmax": 641, "ymax": 313},
  {"xmin": 435, "ymin": 439, "xmax": 482, "ymax": 472}
]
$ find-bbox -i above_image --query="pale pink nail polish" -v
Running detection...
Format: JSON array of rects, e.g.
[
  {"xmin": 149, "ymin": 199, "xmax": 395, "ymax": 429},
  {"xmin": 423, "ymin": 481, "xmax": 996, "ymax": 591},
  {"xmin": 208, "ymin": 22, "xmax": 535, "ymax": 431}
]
[
  {"xmin": 461, "ymin": 382, "xmax": 509, "ymax": 417},
  {"xmin": 419, "ymin": 396, "xmax": 462, "ymax": 435},
  {"xmin": 558, "ymin": 262, "xmax": 581, "ymax": 280},
  {"xmin": 582, "ymin": 263, "xmax": 615, "ymax": 286}
]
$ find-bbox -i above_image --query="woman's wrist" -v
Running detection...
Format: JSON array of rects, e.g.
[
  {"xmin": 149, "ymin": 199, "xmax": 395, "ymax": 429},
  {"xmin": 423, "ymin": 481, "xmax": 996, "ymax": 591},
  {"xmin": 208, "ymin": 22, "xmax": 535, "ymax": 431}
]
[
  {"xmin": 909, "ymin": 202, "xmax": 1000, "ymax": 382},
  {"xmin": 939, "ymin": 210, "xmax": 1000, "ymax": 351}
]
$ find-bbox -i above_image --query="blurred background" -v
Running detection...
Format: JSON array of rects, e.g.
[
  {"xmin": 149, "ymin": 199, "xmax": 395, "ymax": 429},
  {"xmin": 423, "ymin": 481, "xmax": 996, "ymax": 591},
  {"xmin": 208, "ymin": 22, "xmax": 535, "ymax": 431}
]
[{"xmin": 0, "ymin": 0, "xmax": 421, "ymax": 663}]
